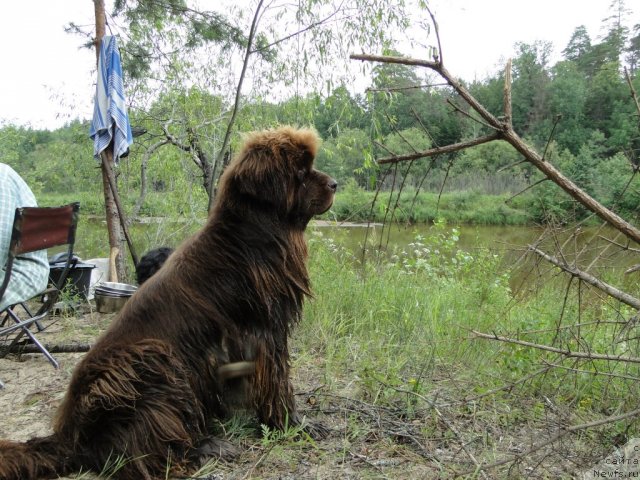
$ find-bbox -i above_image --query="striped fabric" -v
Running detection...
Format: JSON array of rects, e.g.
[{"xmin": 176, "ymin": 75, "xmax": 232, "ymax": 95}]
[
  {"xmin": 0, "ymin": 164, "xmax": 49, "ymax": 311},
  {"xmin": 89, "ymin": 35, "xmax": 133, "ymax": 164}
]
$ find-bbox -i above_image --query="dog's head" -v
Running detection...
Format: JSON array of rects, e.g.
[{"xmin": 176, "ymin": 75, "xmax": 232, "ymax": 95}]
[{"xmin": 217, "ymin": 126, "xmax": 337, "ymax": 225}]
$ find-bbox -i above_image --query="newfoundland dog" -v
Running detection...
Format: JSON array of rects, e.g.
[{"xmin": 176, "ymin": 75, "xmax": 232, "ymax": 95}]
[{"xmin": 0, "ymin": 126, "xmax": 336, "ymax": 480}]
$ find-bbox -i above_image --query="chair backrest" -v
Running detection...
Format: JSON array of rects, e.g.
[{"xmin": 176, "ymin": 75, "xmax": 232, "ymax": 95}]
[
  {"xmin": 10, "ymin": 203, "xmax": 80, "ymax": 255},
  {"xmin": 0, "ymin": 203, "xmax": 80, "ymax": 303}
]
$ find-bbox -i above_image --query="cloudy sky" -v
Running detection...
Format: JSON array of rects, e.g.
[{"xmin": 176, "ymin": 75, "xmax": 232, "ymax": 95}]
[{"xmin": 0, "ymin": 1, "xmax": 634, "ymax": 130}]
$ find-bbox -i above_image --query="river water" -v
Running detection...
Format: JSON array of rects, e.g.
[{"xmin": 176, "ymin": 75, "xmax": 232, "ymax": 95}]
[{"xmin": 73, "ymin": 218, "xmax": 638, "ymax": 292}]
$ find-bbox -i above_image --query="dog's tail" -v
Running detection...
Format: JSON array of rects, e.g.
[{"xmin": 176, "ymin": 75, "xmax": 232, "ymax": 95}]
[{"xmin": 0, "ymin": 434, "xmax": 73, "ymax": 480}]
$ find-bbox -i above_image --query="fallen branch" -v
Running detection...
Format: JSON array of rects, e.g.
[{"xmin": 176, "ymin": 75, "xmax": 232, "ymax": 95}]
[
  {"xmin": 472, "ymin": 330, "xmax": 640, "ymax": 364},
  {"xmin": 505, "ymin": 178, "xmax": 548, "ymax": 204},
  {"xmin": 441, "ymin": 366, "xmax": 553, "ymax": 407},
  {"xmin": 367, "ymin": 82, "xmax": 449, "ymax": 92},
  {"xmin": 528, "ymin": 244, "xmax": 640, "ymax": 310},
  {"xmin": 2, "ymin": 343, "xmax": 92, "ymax": 355},
  {"xmin": 541, "ymin": 360, "xmax": 640, "ymax": 382},
  {"xmin": 350, "ymin": 53, "xmax": 640, "ymax": 246},
  {"xmin": 625, "ymin": 67, "xmax": 640, "ymax": 122},
  {"xmin": 503, "ymin": 59, "xmax": 512, "ymax": 125},
  {"xmin": 374, "ymin": 377, "xmax": 489, "ymax": 479}
]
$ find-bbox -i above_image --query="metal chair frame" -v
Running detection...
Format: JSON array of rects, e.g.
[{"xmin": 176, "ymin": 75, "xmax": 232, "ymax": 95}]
[{"xmin": 0, "ymin": 202, "xmax": 80, "ymax": 380}]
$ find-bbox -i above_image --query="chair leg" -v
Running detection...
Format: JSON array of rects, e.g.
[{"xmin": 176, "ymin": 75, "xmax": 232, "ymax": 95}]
[
  {"xmin": 19, "ymin": 302, "xmax": 44, "ymax": 331},
  {"xmin": 4, "ymin": 309, "xmax": 58, "ymax": 369},
  {"xmin": 19, "ymin": 327, "xmax": 59, "ymax": 368}
]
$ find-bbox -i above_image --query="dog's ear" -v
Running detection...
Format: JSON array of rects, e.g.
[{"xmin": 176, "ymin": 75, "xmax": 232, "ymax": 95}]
[{"xmin": 230, "ymin": 147, "xmax": 292, "ymax": 209}]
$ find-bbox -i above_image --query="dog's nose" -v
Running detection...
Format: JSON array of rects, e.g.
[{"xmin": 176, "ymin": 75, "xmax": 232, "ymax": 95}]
[{"xmin": 328, "ymin": 179, "xmax": 338, "ymax": 192}]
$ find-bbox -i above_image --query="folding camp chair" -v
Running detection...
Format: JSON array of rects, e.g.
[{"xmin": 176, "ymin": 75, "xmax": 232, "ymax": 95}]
[{"xmin": 0, "ymin": 202, "xmax": 80, "ymax": 380}]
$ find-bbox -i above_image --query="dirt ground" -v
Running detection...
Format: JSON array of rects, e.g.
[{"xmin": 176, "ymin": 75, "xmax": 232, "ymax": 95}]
[
  {"xmin": 0, "ymin": 308, "xmax": 440, "ymax": 479},
  {"xmin": 0, "ymin": 306, "xmax": 624, "ymax": 479}
]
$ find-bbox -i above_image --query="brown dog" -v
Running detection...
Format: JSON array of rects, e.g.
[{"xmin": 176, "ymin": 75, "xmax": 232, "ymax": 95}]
[{"xmin": 0, "ymin": 126, "xmax": 336, "ymax": 480}]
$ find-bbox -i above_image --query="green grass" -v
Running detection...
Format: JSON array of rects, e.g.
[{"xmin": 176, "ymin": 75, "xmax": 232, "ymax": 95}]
[{"xmin": 298, "ymin": 223, "xmax": 640, "ymax": 420}]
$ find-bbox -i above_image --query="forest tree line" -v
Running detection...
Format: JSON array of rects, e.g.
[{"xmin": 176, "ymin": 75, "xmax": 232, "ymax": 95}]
[{"xmin": 1, "ymin": 6, "xmax": 639, "ymax": 225}]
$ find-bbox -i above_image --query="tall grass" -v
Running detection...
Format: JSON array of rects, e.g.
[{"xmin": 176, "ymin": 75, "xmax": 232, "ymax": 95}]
[
  {"xmin": 299, "ymin": 223, "xmax": 511, "ymax": 396},
  {"xmin": 298, "ymin": 222, "xmax": 640, "ymax": 422}
]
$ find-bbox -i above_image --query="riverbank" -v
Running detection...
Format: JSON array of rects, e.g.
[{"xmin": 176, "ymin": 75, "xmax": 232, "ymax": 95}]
[{"xmin": 40, "ymin": 188, "xmax": 537, "ymax": 227}]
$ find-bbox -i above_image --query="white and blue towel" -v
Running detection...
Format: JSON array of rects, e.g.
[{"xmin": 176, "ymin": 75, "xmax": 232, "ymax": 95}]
[{"xmin": 90, "ymin": 35, "xmax": 133, "ymax": 163}]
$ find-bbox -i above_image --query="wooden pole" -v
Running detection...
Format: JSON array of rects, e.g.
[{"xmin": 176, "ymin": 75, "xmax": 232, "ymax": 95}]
[{"xmin": 93, "ymin": 0, "xmax": 137, "ymax": 281}]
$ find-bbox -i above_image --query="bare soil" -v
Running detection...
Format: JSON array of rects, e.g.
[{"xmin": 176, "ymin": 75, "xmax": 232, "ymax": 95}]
[{"xmin": 0, "ymin": 307, "xmax": 619, "ymax": 479}]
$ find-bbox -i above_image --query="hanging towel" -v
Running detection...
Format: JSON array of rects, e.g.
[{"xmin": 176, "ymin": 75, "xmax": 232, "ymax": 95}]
[{"xmin": 90, "ymin": 35, "xmax": 133, "ymax": 163}]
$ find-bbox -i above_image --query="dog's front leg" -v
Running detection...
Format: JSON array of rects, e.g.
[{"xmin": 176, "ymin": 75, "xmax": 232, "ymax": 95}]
[{"xmin": 251, "ymin": 341, "xmax": 328, "ymax": 439}]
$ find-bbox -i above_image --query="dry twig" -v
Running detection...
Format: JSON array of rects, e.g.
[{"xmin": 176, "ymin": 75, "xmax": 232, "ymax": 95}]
[{"xmin": 456, "ymin": 405, "xmax": 640, "ymax": 477}]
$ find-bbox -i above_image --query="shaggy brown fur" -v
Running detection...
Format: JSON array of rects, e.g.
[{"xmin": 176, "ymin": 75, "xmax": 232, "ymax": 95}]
[{"xmin": 0, "ymin": 126, "xmax": 336, "ymax": 480}]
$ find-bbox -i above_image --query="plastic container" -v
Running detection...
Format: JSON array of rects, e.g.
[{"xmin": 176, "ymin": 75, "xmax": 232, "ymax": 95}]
[{"xmin": 49, "ymin": 254, "xmax": 96, "ymax": 299}]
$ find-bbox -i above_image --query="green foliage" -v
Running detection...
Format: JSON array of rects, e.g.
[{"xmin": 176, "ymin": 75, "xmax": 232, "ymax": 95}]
[
  {"xmin": 110, "ymin": 0, "xmax": 246, "ymax": 81},
  {"xmin": 326, "ymin": 185, "xmax": 532, "ymax": 225}
]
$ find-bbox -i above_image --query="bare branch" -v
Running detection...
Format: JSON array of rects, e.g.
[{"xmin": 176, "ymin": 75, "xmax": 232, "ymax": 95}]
[
  {"xmin": 505, "ymin": 178, "xmax": 549, "ymax": 204},
  {"xmin": 627, "ymin": 264, "xmax": 640, "ymax": 274},
  {"xmin": 542, "ymin": 114, "xmax": 562, "ymax": 161},
  {"xmin": 441, "ymin": 366, "xmax": 553, "ymax": 407},
  {"xmin": 351, "ymin": 52, "xmax": 640, "ymax": 245},
  {"xmin": 367, "ymin": 82, "xmax": 448, "ymax": 93},
  {"xmin": 541, "ymin": 360, "xmax": 640, "ymax": 382},
  {"xmin": 528, "ymin": 245, "xmax": 640, "ymax": 310},
  {"xmin": 351, "ymin": 53, "xmax": 440, "ymax": 71},
  {"xmin": 424, "ymin": 2, "xmax": 443, "ymax": 66},
  {"xmin": 624, "ymin": 67, "xmax": 640, "ymax": 121},
  {"xmin": 374, "ymin": 377, "xmax": 489, "ymax": 479},
  {"xmin": 503, "ymin": 58, "xmax": 512, "ymax": 125},
  {"xmin": 208, "ymin": 0, "xmax": 264, "ymax": 210},
  {"xmin": 598, "ymin": 233, "xmax": 640, "ymax": 254},
  {"xmin": 446, "ymin": 98, "xmax": 497, "ymax": 130},
  {"xmin": 497, "ymin": 158, "xmax": 527, "ymax": 173},
  {"xmin": 250, "ymin": 2, "xmax": 344, "ymax": 54},
  {"xmin": 472, "ymin": 330, "xmax": 640, "ymax": 364},
  {"xmin": 373, "ymin": 140, "xmax": 396, "ymax": 157},
  {"xmin": 162, "ymin": 122, "xmax": 194, "ymax": 156},
  {"xmin": 436, "ymin": 157, "xmax": 454, "ymax": 214},
  {"xmin": 410, "ymin": 107, "xmax": 436, "ymax": 144},
  {"xmin": 517, "ymin": 320, "xmax": 627, "ymax": 335},
  {"xmin": 377, "ymin": 133, "xmax": 501, "ymax": 164}
]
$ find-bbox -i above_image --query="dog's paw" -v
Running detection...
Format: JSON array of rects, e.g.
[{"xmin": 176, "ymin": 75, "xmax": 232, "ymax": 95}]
[{"xmin": 189, "ymin": 436, "xmax": 240, "ymax": 466}]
